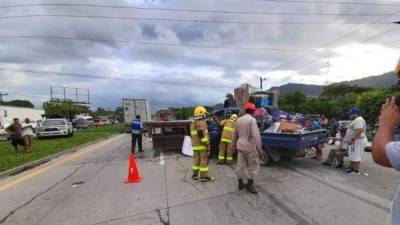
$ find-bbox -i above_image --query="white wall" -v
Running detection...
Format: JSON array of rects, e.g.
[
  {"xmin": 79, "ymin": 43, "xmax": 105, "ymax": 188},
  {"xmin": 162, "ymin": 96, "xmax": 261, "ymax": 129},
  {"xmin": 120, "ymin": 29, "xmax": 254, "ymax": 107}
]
[{"xmin": 0, "ymin": 105, "xmax": 44, "ymax": 122}]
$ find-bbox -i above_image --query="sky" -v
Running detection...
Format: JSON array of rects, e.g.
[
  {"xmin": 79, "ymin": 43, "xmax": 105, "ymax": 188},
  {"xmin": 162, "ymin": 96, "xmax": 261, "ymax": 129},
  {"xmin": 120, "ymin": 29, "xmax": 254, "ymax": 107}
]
[{"xmin": 0, "ymin": 0, "xmax": 399, "ymax": 111}]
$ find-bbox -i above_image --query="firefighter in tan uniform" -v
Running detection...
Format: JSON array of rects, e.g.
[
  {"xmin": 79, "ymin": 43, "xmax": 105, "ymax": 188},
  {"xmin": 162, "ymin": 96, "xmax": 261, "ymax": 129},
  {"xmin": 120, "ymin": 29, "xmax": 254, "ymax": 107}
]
[
  {"xmin": 217, "ymin": 114, "xmax": 238, "ymax": 165},
  {"xmin": 233, "ymin": 103, "xmax": 264, "ymax": 194},
  {"xmin": 190, "ymin": 106, "xmax": 215, "ymax": 182}
]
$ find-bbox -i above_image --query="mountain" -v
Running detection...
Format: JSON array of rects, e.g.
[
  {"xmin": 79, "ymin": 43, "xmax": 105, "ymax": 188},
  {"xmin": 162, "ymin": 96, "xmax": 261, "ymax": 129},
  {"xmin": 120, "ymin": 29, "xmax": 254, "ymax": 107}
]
[
  {"xmin": 341, "ymin": 72, "xmax": 397, "ymax": 88},
  {"xmin": 268, "ymin": 71, "xmax": 397, "ymax": 97},
  {"xmin": 269, "ymin": 83, "xmax": 325, "ymax": 97}
]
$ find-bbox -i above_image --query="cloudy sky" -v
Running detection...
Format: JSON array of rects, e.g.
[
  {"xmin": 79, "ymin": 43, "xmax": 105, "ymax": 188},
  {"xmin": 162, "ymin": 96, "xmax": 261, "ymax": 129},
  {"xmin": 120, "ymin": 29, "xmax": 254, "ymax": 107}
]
[{"xmin": 0, "ymin": 0, "xmax": 399, "ymax": 110}]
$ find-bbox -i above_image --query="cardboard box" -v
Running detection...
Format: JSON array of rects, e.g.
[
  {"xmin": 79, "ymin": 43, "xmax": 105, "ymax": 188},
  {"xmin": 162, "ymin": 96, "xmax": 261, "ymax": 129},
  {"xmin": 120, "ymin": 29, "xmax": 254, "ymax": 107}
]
[
  {"xmin": 396, "ymin": 57, "xmax": 400, "ymax": 75},
  {"xmin": 279, "ymin": 121, "xmax": 299, "ymax": 133}
]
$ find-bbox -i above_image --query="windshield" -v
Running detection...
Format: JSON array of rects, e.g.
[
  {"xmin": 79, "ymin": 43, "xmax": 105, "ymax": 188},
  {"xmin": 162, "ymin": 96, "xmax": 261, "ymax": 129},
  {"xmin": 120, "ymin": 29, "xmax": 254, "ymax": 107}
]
[{"xmin": 43, "ymin": 120, "xmax": 66, "ymax": 126}]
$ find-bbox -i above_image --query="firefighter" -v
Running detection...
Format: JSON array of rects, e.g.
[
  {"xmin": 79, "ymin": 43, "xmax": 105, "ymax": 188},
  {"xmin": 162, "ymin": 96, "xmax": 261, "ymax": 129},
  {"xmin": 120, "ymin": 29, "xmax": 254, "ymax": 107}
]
[
  {"xmin": 190, "ymin": 106, "xmax": 215, "ymax": 182},
  {"xmin": 233, "ymin": 103, "xmax": 263, "ymax": 194},
  {"xmin": 217, "ymin": 114, "xmax": 238, "ymax": 165}
]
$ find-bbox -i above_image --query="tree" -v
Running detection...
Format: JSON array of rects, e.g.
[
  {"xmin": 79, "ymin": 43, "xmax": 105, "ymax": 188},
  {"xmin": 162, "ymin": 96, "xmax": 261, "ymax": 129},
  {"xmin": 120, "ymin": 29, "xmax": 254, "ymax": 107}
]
[
  {"xmin": 43, "ymin": 100, "xmax": 89, "ymax": 120},
  {"xmin": 356, "ymin": 89, "xmax": 398, "ymax": 123},
  {"xmin": 2, "ymin": 100, "xmax": 34, "ymax": 108},
  {"xmin": 279, "ymin": 91, "xmax": 306, "ymax": 112},
  {"xmin": 320, "ymin": 84, "xmax": 374, "ymax": 99}
]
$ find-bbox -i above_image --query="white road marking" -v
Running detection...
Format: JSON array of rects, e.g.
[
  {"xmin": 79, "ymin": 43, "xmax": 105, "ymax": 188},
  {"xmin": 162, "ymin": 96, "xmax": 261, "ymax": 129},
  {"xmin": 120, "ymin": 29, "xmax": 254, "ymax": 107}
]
[{"xmin": 159, "ymin": 152, "xmax": 165, "ymax": 165}]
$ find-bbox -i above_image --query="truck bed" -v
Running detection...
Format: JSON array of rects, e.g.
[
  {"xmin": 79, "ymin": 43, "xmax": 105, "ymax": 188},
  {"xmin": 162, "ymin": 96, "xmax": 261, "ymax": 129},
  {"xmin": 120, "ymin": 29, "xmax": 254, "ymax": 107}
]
[{"xmin": 261, "ymin": 130, "xmax": 328, "ymax": 151}]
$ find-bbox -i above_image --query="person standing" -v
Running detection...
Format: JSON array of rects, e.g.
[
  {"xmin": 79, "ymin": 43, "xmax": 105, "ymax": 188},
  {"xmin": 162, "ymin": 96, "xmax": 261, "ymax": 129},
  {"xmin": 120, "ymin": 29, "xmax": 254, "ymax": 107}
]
[
  {"xmin": 22, "ymin": 118, "xmax": 36, "ymax": 152},
  {"xmin": 329, "ymin": 117, "xmax": 339, "ymax": 144},
  {"xmin": 319, "ymin": 114, "xmax": 329, "ymax": 129},
  {"xmin": 5, "ymin": 118, "xmax": 27, "ymax": 153},
  {"xmin": 346, "ymin": 108, "xmax": 368, "ymax": 175},
  {"xmin": 131, "ymin": 115, "xmax": 144, "ymax": 153},
  {"xmin": 190, "ymin": 106, "xmax": 215, "ymax": 182},
  {"xmin": 217, "ymin": 114, "xmax": 238, "ymax": 165},
  {"xmin": 233, "ymin": 103, "xmax": 264, "ymax": 194},
  {"xmin": 372, "ymin": 96, "xmax": 400, "ymax": 224},
  {"xmin": 224, "ymin": 93, "xmax": 236, "ymax": 108}
]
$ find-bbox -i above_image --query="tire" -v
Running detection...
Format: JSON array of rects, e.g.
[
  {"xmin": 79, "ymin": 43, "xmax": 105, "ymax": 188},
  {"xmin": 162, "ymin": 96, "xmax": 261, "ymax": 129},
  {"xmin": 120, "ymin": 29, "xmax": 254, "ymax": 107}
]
[{"xmin": 260, "ymin": 149, "xmax": 273, "ymax": 166}]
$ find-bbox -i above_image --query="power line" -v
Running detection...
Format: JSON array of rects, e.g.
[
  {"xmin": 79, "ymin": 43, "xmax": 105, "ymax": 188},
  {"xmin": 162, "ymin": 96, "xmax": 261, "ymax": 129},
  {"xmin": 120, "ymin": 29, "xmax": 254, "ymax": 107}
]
[
  {"xmin": 0, "ymin": 3, "xmax": 394, "ymax": 16},
  {"xmin": 258, "ymin": 0, "xmax": 400, "ymax": 7},
  {"xmin": 265, "ymin": 11, "xmax": 399, "ymax": 72},
  {"xmin": 294, "ymin": 26, "xmax": 400, "ymax": 73},
  {"xmin": 0, "ymin": 14, "xmax": 391, "ymax": 25},
  {"xmin": 0, "ymin": 35, "xmax": 317, "ymax": 53},
  {"xmin": 0, "ymin": 68, "xmax": 233, "ymax": 89}
]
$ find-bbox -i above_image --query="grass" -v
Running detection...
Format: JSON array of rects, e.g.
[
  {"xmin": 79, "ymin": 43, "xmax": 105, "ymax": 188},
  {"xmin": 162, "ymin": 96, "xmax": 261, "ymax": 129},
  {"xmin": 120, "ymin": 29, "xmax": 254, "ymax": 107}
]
[{"xmin": 0, "ymin": 124, "xmax": 124, "ymax": 173}]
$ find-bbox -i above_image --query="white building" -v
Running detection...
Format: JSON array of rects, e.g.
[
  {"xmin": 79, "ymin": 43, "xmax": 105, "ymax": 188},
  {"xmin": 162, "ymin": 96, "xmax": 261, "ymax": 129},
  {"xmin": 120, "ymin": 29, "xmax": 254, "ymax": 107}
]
[{"xmin": 0, "ymin": 105, "xmax": 45, "ymax": 140}]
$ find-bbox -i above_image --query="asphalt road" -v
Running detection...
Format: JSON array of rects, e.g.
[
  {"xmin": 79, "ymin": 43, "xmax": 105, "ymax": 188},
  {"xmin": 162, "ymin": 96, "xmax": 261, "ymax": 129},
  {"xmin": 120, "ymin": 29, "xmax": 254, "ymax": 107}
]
[{"xmin": 0, "ymin": 134, "xmax": 399, "ymax": 225}]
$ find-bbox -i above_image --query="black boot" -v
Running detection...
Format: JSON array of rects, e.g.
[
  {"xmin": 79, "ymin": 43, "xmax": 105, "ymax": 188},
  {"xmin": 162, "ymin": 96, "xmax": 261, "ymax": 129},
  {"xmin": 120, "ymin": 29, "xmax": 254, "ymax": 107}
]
[
  {"xmin": 191, "ymin": 171, "xmax": 199, "ymax": 180},
  {"xmin": 246, "ymin": 179, "xmax": 258, "ymax": 194},
  {"xmin": 238, "ymin": 179, "xmax": 245, "ymax": 190}
]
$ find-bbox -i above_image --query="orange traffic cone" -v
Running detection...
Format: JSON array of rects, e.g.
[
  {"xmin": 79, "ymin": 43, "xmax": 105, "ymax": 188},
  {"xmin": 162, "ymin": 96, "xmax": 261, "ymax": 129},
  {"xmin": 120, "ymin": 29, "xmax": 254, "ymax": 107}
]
[{"xmin": 125, "ymin": 153, "xmax": 142, "ymax": 183}]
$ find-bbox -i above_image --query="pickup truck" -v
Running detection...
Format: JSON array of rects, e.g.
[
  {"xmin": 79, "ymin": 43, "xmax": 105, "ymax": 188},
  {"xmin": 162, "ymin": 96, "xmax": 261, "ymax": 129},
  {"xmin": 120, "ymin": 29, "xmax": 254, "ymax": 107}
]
[
  {"xmin": 37, "ymin": 119, "xmax": 74, "ymax": 138},
  {"xmin": 208, "ymin": 108, "xmax": 328, "ymax": 165}
]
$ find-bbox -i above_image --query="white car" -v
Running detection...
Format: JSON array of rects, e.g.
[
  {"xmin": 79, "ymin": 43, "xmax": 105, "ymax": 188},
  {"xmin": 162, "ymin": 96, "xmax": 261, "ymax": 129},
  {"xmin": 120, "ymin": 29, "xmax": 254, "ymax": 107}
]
[{"xmin": 37, "ymin": 119, "xmax": 73, "ymax": 138}]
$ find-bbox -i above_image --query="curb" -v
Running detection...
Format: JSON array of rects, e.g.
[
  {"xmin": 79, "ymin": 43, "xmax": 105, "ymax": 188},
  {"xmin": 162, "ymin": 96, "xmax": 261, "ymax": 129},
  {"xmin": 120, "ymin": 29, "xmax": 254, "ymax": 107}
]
[{"xmin": 0, "ymin": 133, "xmax": 125, "ymax": 178}]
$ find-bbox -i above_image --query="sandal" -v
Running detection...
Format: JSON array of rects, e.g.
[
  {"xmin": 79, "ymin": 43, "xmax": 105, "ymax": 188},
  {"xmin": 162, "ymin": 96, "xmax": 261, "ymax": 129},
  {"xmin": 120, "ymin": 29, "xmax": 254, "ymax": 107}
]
[{"xmin": 201, "ymin": 177, "xmax": 215, "ymax": 182}]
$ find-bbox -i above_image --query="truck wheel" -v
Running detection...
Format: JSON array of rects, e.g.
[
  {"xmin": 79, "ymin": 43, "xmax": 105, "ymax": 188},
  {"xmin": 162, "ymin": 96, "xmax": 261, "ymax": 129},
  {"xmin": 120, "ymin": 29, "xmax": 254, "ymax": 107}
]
[{"xmin": 260, "ymin": 149, "xmax": 273, "ymax": 166}]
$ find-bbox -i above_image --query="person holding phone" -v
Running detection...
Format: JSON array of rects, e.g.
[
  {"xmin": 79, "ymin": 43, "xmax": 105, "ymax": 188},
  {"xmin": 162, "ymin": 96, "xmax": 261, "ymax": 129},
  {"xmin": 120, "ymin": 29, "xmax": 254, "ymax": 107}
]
[{"xmin": 373, "ymin": 96, "xmax": 400, "ymax": 224}]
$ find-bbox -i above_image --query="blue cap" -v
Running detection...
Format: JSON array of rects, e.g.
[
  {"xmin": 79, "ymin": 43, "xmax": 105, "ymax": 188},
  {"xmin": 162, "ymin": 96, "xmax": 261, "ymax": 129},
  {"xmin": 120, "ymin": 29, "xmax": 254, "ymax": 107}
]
[{"xmin": 349, "ymin": 107, "xmax": 360, "ymax": 115}]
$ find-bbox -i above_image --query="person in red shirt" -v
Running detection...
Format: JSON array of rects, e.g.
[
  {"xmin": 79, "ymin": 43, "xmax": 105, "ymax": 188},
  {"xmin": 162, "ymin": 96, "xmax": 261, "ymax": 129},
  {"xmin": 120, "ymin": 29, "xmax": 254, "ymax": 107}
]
[{"xmin": 6, "ymin": 118, "xmax": 27, "ymax": 153}]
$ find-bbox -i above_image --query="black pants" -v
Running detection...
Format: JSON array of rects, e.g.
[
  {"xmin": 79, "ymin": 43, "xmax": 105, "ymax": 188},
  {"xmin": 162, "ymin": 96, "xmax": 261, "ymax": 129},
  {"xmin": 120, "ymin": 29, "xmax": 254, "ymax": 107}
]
[{"xmin": 131, "ymin": 133, "xmax": 143, "ymax": 153}]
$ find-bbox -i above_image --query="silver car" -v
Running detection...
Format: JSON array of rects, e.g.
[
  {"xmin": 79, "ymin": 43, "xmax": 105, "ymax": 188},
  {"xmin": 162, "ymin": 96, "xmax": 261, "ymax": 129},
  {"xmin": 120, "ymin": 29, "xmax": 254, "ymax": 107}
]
[{"xmin": 37, "ymin": 119, "xmax": 73, "ymax": 138}]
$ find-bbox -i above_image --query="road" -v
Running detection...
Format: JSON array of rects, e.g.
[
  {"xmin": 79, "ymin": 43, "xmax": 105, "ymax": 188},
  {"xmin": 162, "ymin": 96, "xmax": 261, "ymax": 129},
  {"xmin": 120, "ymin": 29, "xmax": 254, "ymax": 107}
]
[{"xmin": 0, "ymin": 134, "xmax": 399, "ymax": 225}]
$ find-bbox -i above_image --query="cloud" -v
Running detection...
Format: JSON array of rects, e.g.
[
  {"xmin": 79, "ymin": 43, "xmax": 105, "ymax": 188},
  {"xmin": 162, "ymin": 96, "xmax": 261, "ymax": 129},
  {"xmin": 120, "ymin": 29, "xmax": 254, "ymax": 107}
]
[{"xmin": 0, "ymin": 0, "xmax": 399, "ymax": 110}]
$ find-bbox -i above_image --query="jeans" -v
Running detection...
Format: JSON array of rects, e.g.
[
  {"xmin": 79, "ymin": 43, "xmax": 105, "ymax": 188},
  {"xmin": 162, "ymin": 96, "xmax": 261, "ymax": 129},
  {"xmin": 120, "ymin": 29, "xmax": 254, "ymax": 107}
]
[{"xmin": 131, "ymin": 133, "xmax": 142, "ymax": 153}]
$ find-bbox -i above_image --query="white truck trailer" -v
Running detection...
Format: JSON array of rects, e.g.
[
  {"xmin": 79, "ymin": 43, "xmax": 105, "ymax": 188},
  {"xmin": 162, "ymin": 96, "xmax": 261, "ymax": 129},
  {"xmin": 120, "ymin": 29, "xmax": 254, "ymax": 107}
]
[
  {"xmin": 0, "ymin": 105, "xmax": 45, "ymax": 140},
  {"xmin": 122, "ymin": 99, "xmax": 151, "ymax": 123}
]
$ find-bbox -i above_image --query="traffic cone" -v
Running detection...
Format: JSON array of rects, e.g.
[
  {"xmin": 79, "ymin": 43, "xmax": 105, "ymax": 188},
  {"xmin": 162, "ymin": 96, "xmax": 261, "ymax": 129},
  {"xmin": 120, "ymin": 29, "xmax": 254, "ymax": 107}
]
[{"xmin": 125, "ymin": 153, "xmax": 142, "ymax": 183}]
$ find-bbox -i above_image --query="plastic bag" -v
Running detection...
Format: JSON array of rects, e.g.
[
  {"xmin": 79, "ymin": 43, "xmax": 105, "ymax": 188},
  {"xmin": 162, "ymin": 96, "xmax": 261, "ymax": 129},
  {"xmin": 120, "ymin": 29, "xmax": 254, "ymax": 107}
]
[{"xmin": 182, "ymin": 136, "xmax": 193, "ymax": 157}]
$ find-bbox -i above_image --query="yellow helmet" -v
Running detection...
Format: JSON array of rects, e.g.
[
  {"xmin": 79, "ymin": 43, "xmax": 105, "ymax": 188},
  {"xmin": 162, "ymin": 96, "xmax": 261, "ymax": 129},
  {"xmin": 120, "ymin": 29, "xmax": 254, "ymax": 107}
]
[
  {"xmin": 230, "ymin": 114, "xmax": 238, "ymax": 121},
  {"xmin": 194, "ymin": 106, "xmax": 208, "ymax": 117}
]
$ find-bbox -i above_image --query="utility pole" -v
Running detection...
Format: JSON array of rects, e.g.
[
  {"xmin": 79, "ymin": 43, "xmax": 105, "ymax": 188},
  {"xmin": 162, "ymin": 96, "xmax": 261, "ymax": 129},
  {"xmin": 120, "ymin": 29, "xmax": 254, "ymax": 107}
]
[
  {"xmin": 260, "ymin": 77, "xmax": 266, "ymax": 90},
  {"xmin": 0, "ymin": 91, "xmax": 8, "ymax": 103}
]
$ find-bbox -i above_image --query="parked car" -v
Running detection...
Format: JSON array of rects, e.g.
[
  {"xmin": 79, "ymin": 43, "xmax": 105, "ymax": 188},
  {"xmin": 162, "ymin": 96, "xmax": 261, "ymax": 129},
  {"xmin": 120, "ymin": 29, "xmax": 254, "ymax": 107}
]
[
  {"xmin": 37, "ymin": 119, "xmax": 73, "ymax": 138},
  {"xmin": 74, "ymin": 118, "xmax": 91, "ymax": 129},
  {"xmin": 91, "ymin": 119, "xmax": 105, "ymax": 127}
]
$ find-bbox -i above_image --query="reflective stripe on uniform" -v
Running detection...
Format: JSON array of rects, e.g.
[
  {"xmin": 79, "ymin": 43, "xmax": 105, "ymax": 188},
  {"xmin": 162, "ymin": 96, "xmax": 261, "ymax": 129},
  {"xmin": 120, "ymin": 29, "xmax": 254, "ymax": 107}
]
[
  {"xmin": 201, "ymin": 137, "xmax": 209, "ymax": 143},
  {"xmin": 200, "ymin": 166, "xmax": 209, "ymax": 172},
  {"xmin": 226, "ymin": 156, "xmax": 233, "ymax": 161},
  {"xmin": 191, "ymin": 130, "xmax": 198, "ymax": 136},
  {"xmin": 223, "ymin": 126, "xmax": 235, "ymax": 132},
  {"xmin": 193, "ymin": 145, "xmax": 207, "ymax": 151},
  {"xmin": 221, "ymin": 138, "xmax": 232, "ymax": 143},
  {"xmin": 192, "ymin": 165, "xmax": 200, "ymax": 171},
  {"xmin": 218, "ymin": 155, "xmax": 225, "ymax": 160}
]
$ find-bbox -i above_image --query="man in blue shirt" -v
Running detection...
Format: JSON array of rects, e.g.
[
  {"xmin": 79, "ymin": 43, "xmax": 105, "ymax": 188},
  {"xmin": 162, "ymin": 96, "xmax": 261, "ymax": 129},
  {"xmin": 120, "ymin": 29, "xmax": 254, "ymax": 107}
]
[{"xmin": 131, "ymin": 115, "xmax": 144, "ymax": 153}]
